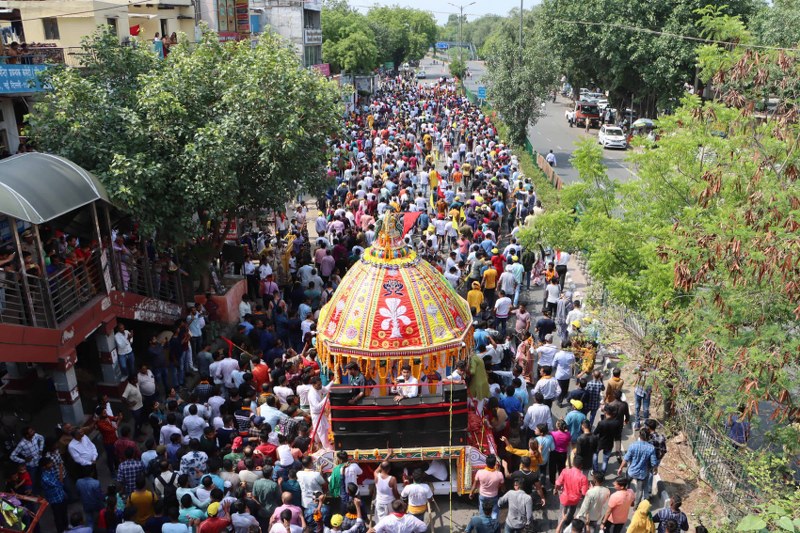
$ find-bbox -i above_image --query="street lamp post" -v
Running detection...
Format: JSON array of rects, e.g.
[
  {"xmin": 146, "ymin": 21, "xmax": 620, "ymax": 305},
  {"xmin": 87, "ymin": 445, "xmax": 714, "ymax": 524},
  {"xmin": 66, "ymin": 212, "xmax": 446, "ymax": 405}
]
[{"xmin": 448, "ymin": 1, "xmax": 475, "ymax": 63}]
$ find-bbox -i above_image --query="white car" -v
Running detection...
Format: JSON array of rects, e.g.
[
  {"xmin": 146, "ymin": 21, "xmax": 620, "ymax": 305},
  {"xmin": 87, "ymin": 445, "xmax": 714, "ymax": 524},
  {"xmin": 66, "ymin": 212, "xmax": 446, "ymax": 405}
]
[
  {"xmin": 596, "ymin": 98, "xmax": 609, "ymax": 110},
  {"xmin": 416, "ymin": 69, "xmax": 427, "ymax": 79},
  {"xmin": 598, "ymin": 125, "xmax": 627, "ymax": 149}
]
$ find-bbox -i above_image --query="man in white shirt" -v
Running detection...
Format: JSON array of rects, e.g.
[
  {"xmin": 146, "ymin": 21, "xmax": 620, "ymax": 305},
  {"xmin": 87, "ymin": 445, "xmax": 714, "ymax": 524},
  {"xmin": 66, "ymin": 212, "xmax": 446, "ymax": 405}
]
[
  {"xmin": 239, "ymin": 295, "xmax": 253, "ymax": 321},
  {"xmin": 400, "ymin": 469, "xmax": 434, "ymax": 521},
  {"xmin": 215, "ymin": 354, "xmax": 240, "ymax": 392},
  {"xmin": 523, "ymin": 392, "xmax": 554, "ymax": 435},
  {"xmin": 182, "ymin": 404, "xmax": 209, "ymax": 441},
  {"xmin": 307, "ymin": 377, "xmax": 333, "ymax": 450},
  {"xmin": 115, "ymin": 323, "xmax": 135, "ymax": 380},
  {"xmin": 393, "ymin": 365, "xmax": 419, "ymax": 403},
  {"xmin": 297, "ymin": 456, "xmax": 327, "ymax": 510},
  {"xmin": 137, "ymin": 364, "xmax": 157, "ymax": 407},
  {"xmin": 554, "ymin": 249, "xmax": 570, "ymax": 291},
  {"xmin": 67, "ymin": 428, "xmax": 98, "ymax": 466},
  {"xmin": 160, "ymin": 413, "xmax": 183, "ymax": 445},
  {"xmin": 493, "ymin": 290, "xmax": 513, "ymax": 338},
  {"xmin": 122, "ymin": 376, "xmax": 145, "ymax": 437},
  {"xmin": 536, "ymin": 334, "xmax": 558, "ymax": 369},
  {"xmin": 374, "ymin": 500, "xmax": 427, "ymax": 533}
]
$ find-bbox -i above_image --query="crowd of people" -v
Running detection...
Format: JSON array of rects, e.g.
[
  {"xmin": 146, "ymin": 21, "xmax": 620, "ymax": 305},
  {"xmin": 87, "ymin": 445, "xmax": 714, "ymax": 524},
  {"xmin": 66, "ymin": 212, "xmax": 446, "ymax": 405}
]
[{"xmin": 1, "ymin": 68, "xmax": 689, "ymax": 533}]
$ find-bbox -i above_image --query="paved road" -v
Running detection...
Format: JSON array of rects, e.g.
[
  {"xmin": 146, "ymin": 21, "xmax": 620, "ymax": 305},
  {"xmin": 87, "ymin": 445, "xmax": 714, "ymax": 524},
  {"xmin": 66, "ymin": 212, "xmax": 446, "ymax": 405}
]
[{"xmin": 463, "ymin": 60, "xmax": 639, "ymax": 184}]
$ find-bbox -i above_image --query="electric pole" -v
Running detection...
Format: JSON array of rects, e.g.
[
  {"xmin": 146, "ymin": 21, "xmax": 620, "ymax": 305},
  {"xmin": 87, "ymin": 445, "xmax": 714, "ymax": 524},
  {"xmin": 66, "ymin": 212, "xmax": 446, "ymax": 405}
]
[{"xmin": 448, "ymin": 2, "xmax": 475, "ymax": 63}]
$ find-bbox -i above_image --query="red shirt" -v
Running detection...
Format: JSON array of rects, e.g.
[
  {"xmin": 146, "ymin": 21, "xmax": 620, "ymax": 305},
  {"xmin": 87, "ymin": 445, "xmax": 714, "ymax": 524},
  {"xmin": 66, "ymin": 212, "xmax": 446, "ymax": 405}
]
[
  {"xmin": 114, "ymin": 438, "xmax": 140, "ymax": 462},
  {"xmin": 491, "ymin": 255, "xmax": 506, "ymax": 273},
  {"xmin": 252, "ymin": 364, "xmax": 270, "ymax": 391},
  {"xmin": 255, "ymin": 443, "xmax": 278, "ymax": 462},
  {"xmin": 198, "ymin": 516, "xmax": 231, "ymax": 533},
  {"xmin": 97, "ymin": 419, "xmax": 118, "ymax": 445},
  {"xmin": 555, "ymin": 467, "xmax": 588, "ymax": 506}
]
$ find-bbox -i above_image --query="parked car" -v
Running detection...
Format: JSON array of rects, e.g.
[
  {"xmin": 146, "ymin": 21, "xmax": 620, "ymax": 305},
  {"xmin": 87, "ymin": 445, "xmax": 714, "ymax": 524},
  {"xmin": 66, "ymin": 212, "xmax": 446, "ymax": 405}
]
[
  {"xmin": 598, "ymin": 125, "xmax": 628, "ymax": 149},
  {"xmin": 574, "ymin": 100, "xmax": 601, "ymax": 128},
  {"xmin": 416, "ymin": 69, "xmax": 427, "ymax": 79},
  {"xmin": 596, "ymin": 98, "xmax": 610, "ymax": 110}
]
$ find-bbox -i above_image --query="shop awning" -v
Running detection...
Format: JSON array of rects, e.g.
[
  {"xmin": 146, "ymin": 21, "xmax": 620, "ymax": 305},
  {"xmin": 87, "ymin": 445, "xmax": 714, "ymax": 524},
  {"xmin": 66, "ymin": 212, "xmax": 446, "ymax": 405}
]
[{"xmin": 0, "ymin": 153, "xmax": 110, "ymax": 224}]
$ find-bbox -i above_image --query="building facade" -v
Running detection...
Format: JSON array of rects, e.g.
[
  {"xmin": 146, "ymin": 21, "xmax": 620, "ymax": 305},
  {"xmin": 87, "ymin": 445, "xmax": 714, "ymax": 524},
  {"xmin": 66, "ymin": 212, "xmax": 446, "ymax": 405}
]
[{"xmin": 265, "ymin": 0, "xmax": 321, "ymax": 68}]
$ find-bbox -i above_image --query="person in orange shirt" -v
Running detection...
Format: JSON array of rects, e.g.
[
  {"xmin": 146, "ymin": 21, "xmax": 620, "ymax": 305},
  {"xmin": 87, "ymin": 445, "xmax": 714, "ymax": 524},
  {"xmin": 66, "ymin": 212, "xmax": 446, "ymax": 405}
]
[
  {"xmin": 452, "ymin": 169, "xmax": 463, "ymax": 184},
  {"xmin": 251, "ymin": 356, "xmax": 270, "ymax": 392}
]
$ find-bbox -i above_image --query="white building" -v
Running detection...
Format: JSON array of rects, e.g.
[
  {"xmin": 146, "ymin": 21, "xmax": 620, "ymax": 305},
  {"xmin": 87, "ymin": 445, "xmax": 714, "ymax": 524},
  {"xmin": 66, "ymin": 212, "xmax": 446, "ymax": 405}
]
[{"xmin": 265, "ymin": 0, "xmax": 321, "ymax": 68}]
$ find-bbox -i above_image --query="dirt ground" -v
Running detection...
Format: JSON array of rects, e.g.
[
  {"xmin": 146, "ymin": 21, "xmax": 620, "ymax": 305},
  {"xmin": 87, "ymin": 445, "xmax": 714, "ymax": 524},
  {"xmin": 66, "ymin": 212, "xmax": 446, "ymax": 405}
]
[{"xmin": 600, "ymin": 311, "xmax": 728, "ymax": 531}]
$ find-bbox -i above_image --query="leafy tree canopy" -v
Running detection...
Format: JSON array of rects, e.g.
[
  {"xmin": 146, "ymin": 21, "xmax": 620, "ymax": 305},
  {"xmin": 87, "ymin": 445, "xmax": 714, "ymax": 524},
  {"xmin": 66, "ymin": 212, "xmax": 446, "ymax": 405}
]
[
  {"xmin": 28, "ymin": 28, "xmax": 342, "ymax": 243},
  {"xmin": 322, "ymin": 1, "xmax": 437, "ymax": 72}
]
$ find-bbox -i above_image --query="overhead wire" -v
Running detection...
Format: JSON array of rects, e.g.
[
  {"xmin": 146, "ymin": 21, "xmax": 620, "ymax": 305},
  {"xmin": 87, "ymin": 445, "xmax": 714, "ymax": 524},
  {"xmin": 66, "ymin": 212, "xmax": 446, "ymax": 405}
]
[{"xmin": 549, "ymin": 17, "xmax": 800, "ymax": 52}]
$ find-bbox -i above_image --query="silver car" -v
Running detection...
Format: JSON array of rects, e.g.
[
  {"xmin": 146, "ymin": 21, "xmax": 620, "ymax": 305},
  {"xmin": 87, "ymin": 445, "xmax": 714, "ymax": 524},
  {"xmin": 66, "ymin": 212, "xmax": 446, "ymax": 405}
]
[{"xmin": 598, "ymin": 125, "xmax": 627, "ymax": 149}]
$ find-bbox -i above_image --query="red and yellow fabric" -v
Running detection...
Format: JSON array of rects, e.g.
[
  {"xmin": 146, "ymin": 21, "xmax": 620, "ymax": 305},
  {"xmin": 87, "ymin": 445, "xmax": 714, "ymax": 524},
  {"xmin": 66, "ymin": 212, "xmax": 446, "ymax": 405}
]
[{"xmin": 317, "ymin": 211, "xmax": 474, "ymax": 375}]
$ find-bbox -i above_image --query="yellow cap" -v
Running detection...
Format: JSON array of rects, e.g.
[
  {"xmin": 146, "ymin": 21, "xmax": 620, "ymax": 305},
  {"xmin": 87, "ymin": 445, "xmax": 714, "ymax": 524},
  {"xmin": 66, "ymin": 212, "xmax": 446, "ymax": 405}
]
[{"xmin": 331, "ymin": 514, "xmax": 344, "ymax": 527}]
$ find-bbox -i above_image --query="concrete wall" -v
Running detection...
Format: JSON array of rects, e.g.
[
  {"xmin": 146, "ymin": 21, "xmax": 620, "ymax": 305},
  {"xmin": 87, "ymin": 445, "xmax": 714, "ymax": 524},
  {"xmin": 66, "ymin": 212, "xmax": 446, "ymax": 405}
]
[
  {"xmin": 0, "ymin": 0, "xmax": 195, "ymax": 49},
  {"xmin": 267, "ymin": 3, "xmax": 303, "ymax": 56}
]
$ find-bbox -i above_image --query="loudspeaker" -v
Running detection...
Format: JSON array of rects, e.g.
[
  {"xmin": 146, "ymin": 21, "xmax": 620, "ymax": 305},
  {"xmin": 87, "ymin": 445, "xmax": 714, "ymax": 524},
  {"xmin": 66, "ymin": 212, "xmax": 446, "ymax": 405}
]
[{"xmin": 329, "ymin": 388, "xmax": 355, "ymax": 406}]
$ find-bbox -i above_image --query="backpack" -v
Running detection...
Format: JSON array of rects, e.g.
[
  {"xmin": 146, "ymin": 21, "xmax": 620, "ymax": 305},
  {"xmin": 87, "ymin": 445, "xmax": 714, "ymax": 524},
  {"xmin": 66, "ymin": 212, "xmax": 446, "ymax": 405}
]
[
  {"xmin": 156, "ymin": 472, "xmax": 179, "ymax": 509},
  {"xmin": 146, "ymin": 457, "xmax": 161, "ymax": 478}
]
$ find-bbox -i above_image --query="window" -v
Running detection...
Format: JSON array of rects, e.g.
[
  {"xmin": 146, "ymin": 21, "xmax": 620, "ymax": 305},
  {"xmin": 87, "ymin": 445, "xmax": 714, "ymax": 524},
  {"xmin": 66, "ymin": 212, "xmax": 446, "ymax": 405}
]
[
  {"xmin": 42, "ymin": 18, "xmax": 60, "ymax": 40},
  {"xmin": 106, "ymin": 18, "xmax": 118, "ymax": 36},
  {"xmin": 304, "ymin": 45, "xmax": 321, "ymax": 68}
]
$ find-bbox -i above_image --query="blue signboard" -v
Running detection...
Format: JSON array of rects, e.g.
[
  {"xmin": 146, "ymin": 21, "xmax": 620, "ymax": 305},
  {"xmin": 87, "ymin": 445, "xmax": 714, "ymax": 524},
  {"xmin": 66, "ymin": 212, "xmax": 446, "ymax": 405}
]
[
  {"xmin": 0, "ymin": 64, "xmax": 48, "ymax": 94},
  {"xmin": 477, "ymin": 86, "xmax": 487, "ymax": 99},
  {"xmin": 435, "ymin": 42, "xmax": 449, "ymax": 50}
]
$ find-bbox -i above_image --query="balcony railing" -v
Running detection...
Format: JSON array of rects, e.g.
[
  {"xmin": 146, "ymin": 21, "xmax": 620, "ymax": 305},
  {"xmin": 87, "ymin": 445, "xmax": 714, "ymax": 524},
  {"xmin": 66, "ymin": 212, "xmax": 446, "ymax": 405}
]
[
  {"xmin": 109, "ymin": 251, "xmax": 185, "ymax": 307},
  {"xmin": 0, "ymin": 250, "xmax": 104, "ymax": 328},
  {"xmin": 0, "ymin": 247, "xmax": 185, "ymax": 329}
]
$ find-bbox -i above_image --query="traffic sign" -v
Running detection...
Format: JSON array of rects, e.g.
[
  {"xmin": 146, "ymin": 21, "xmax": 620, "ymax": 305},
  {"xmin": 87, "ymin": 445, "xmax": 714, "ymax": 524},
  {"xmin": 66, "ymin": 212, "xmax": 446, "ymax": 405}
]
[
  {"xmin": 384, "ymin": 62, "xmax": 394, "ymax": 70},
  {"xmin": 435, "ymin": 42, "xmax": 449, "ymax": 50},
  {"xmin": 477, "ymin": 86, "xmax": 487, "ymax": 99}
]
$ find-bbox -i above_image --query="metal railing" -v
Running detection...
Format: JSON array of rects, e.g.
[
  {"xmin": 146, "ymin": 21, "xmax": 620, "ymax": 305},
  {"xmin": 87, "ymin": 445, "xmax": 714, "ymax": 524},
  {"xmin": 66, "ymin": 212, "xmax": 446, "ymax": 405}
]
[
  {"xmin": 0, "ymin": 246, "xmax": 185, "ymax": 329},
  {"xmin": 0, "ymin": 250, "xmax": 105, "ymax": 328},
  {"xmin": 109, "ymin": 251, "xmax": 185, "ymax": 307},
  {"xmin": 44, "ymin": 252, "xmax": 106, "ymax": 325},
  {"xmin": 673, "ymin": 400, "xmax": 752, "ymax": 521}
]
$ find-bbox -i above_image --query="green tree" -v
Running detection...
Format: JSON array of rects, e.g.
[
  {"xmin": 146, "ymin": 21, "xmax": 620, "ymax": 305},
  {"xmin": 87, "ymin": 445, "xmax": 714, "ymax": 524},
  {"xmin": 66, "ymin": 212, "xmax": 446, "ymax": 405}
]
[
  {"xmin": 750, "ymin": 0, "xmax": 800, "ymax": 48},
  {"xmin": 323, "ymin": 24, "xmax": 378, "ymax": 74},
  {"xmin": 538, "ymin": 0, "xmax": 759, "ymax": 115},
  {"xmin": 485, "ymin": 11, "xmax": 559, "ymax": 145},
  {"xmin": 28, "ymin": 28, "xmax": 341, "ymax": 246},
  {"xmin": 449, "ymin": 55, "xmax": 467, "ymax": 79}
]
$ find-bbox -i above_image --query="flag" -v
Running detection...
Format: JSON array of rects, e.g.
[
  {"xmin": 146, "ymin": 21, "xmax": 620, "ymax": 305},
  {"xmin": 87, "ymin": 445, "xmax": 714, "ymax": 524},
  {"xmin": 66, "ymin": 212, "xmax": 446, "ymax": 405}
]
[
  {"xmin": 401, "ymin": 212, "xmax": 422, "ymax": 237},
  {"xmin": 129, "ymin": 25, "xmax": 141, "ymax": 36}
]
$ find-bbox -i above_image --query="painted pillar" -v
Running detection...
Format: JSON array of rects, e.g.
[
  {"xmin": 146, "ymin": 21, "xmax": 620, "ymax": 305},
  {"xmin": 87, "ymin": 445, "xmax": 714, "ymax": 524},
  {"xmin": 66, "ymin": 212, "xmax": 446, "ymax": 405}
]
[
  {"xmin": 52, "ymin": 351, "xmax": 84, "ymax": 425},
  {"xmin": 94, "ymin": 319, "xmax": 125, "ymax": 399}
]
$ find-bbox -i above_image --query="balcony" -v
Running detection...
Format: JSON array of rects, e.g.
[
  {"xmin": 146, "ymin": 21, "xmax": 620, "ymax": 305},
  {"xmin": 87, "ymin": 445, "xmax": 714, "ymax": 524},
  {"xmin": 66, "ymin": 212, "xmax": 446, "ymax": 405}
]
[
  {"xmin": 304, "ymin": 28, "xmax": 322, "ymax": 45},
  {"xmin": 0, "ymin": 153, "xmax": 184, "ymax": 363}
]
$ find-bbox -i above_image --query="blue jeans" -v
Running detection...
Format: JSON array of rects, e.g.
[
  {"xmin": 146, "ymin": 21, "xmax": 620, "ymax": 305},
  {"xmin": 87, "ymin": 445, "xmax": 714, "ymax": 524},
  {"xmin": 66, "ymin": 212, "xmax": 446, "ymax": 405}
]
[
  {"xmin": 153, "ymin": 367, "xmax": 169, "ymax": 392},
  {"xmin": 593, "ymin": 449, "xmax": 613, "ymax": 473},
  {"xmin": 524, "ymin": 270, "xmax": 531, "ymax": 289},
  {"xmin": 633, "ymin": 471, "xmax": 653, "ymax": 505},
  {"xmin": 478, "ymin": 495, "xmax": 499, "ymax": 520},
  {"xmin": 118, "ymin": 351, "xmax": 135, "ymax": 379},
  {"xmin": 588, "ymin": 408, "xmax": 599, "ymax": 427},
  {"xmin": 513, "ymin": 286, "xmax": 521, "ymax": 307},
  {"xmin": 495, "ymin": 317, "xmax": 508, "ymax": 337},
  {"xmin": 634, "ymin": 392, "xmax": 651, "ymax": 428}
]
